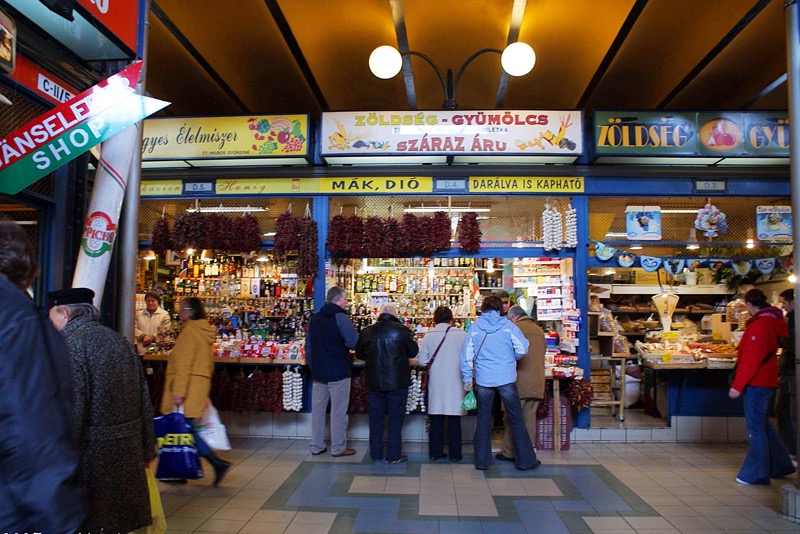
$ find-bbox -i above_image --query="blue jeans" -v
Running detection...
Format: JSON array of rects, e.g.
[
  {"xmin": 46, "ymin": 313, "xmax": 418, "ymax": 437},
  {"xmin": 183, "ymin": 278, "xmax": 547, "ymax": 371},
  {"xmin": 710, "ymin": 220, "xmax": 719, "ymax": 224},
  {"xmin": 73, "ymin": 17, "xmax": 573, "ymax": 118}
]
[
  {"xmin": 367, "ymin": 389, "xmax": 408, "ymax": 462},
  {"xmin": 738, "ymin": 386, "xmax": 795, "ymax": 484},
  {"xmin": 185, "ymin": 417, "xmax": 211, "ymax": 457},
  {"xmin": 474, "ymin": 382, "xmax": 537, "ymax": 470}
]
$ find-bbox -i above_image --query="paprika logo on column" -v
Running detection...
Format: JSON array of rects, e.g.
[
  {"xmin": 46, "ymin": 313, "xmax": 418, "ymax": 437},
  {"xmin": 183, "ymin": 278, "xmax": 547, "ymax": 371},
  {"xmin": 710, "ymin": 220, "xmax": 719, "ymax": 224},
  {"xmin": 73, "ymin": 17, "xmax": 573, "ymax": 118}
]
[{"xmin": 81, "ymin": 211, "xmax": 117, "ymax": 258}]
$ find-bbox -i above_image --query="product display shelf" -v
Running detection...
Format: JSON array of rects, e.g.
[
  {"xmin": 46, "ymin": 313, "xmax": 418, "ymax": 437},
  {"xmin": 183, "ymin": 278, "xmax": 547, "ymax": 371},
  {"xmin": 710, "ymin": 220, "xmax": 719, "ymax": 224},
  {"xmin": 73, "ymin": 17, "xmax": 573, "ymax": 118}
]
[{"xmin": 143, "ymin": 354, "xmax": 306, "ymax": 365}]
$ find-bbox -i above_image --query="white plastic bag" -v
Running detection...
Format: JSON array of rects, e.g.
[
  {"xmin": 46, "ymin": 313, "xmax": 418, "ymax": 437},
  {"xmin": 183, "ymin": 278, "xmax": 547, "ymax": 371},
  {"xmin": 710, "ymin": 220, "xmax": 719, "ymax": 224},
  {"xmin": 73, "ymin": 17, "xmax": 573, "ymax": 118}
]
[{"xmin": 196, "ymin": 401, "xmax": 231, "ymax": 451}]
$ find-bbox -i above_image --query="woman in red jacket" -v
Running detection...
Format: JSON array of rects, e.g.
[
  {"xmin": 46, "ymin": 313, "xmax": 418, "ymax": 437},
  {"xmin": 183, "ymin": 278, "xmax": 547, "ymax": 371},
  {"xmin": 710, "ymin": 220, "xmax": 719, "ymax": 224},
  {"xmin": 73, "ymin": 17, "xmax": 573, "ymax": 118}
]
[{"xmin": 729, "ymin": 288, "xmax": 795, "ymax": 484}]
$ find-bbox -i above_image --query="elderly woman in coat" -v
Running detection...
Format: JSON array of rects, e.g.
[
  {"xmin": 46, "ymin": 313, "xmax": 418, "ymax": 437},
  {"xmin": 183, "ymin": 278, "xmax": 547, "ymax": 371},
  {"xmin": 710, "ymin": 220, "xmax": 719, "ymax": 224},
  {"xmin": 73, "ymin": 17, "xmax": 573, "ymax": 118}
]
[
  {"xmin": 48, "ymin": 287, "xmax": 157, "ymax": 534},
  {"xmin": 417, "ymin": 306, "xmax": 467, "ymax": 462},
  {"xmin": 162, "ymin": 296, "xmax": 231, "ymax": 485}
]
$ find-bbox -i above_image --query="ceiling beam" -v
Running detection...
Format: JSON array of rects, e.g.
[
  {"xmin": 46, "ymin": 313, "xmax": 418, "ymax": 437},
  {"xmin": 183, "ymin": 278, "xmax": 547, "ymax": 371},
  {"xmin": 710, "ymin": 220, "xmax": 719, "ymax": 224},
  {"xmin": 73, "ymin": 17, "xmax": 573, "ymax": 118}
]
[
  {"xmin": 495, "ymin": 0, "xmax": 526, "ymax": 108},
  {"xmin": 263, "ymin": 0, "xmax": 328, "ymax": 111},
  {"xmin": 577, "ymin": 0, "xmax": 648, "ymax": 111},
  {"xmin": 743, "ymin": 73, "xmax": 787, "ymax": 109},
  {"xmin": 390, "ymin": 0, "xmax": 417, "ymax": 110},
  {"xmin": 150, "ymin": 1, "xmax": 250, "ymax": 113},
  {"xmin": 657, "ymin": 0, "xmax": 772, "ymax": 109}
]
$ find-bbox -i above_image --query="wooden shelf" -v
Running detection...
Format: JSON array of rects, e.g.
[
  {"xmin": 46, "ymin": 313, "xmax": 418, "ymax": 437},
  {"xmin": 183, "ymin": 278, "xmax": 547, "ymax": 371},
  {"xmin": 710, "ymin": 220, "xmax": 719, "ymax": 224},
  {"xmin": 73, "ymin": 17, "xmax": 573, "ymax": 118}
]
[{"xmin": 610, "ymin": 284, "xmax": 728, "ymax": 295}]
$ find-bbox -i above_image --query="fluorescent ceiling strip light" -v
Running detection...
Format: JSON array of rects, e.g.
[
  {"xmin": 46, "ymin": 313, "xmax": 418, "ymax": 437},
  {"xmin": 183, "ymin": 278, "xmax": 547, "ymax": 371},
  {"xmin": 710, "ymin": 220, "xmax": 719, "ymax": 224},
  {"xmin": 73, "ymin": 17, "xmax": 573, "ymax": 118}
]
[
  {"xmin": 661, "ymin": 209, "xmax": 698, "ymax": 214},
  {"xmin": 186, "ymin": 206, "xmax": 267, "ymax": 213},
  {"xmin": 404, "ymin": 207, "xmax": 491, "ymax": 213},
  {"xmin": 604, "ymin": 232, "xmax": 628, "ymax": 238}
]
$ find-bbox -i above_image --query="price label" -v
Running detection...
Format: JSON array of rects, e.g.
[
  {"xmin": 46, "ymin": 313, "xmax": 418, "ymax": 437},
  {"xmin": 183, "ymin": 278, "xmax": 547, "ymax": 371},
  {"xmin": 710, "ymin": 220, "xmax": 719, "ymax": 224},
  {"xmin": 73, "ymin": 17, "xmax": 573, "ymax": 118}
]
[
  {"xmin": 693, "ymin": 179, "xmax": 726, "ymax": 193},
  {"xmin": 661, "ymin": 353, "xmax": 673, "ymax": 363},
  {"xmin": 712, "ymin": 331, "xmax": 724, "ymax": 341},
  {"xmin": 661, "ymin": 331, "xmax": 679, "ymax": 340}
]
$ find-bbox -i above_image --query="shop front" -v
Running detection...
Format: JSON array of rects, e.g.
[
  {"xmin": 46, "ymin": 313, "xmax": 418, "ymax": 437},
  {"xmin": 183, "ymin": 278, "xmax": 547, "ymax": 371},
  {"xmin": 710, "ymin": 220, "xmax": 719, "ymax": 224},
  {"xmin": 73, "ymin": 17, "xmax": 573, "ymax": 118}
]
[{"xmin": 136, "ymin": 109, "xmax": 791, "ymax": 443}]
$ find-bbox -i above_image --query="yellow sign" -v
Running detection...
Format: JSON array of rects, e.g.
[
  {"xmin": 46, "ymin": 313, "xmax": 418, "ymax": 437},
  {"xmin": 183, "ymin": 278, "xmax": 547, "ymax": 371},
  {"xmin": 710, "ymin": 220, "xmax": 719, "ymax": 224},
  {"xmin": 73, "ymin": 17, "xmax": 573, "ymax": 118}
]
[
  {"xmin": 661, "ymin": 354, "xmax": 674, "ymax": 363},
  {"xmin": 318, "ymin": 176, "xmax": 433, "ymax": 194},
  {"xmin": 661, "ymin": 331, "xmax": 679, "ymax": 340},
  {"xmin": 141, "ymin": 115, "xmax": 309, "ymax": 160},
  {"xmin": 712, "ymin": 332, "xmax": 724, "ymax": 341},
  {"xmin": 140, "ymin": 180, "xmax": 182, "ymax": 196},
  {"xmin": 469, "ymin": 176, "xmax": 584, "ymax": 193},
  {"xmin": 215, "ymin": 178, "xmax": 317, "ymax": 195}
]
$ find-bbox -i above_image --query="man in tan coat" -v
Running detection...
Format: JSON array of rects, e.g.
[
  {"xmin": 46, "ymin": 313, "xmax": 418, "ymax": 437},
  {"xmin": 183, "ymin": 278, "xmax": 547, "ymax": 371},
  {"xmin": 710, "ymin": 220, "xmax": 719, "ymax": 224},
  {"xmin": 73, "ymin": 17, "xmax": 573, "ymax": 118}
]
[{"xmin": 496, "ymin": 305, "xmax": 546, "ymax": 461}]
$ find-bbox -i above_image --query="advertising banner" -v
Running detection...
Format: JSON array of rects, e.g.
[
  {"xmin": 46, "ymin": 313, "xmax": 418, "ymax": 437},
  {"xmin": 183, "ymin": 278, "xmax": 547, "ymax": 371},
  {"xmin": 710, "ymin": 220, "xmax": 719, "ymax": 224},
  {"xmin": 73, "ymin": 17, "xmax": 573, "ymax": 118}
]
[
  {"xmin": 76, "ymin": 0, "xmax": 141, "ymax": 52},
  {"xmin": 141, "ymin": 115, "xmax": 310, "ymax": 161},
  {"xmin": 594, "ymin": 111, "xmax": 789, "ymax": 157},
  {"xmin": 320, "ymin": 110, "xmax": 583, "ymax": 157},
  {"xmin": 0, "ymin": 62, "xmax": 168, "ymax": 194}
]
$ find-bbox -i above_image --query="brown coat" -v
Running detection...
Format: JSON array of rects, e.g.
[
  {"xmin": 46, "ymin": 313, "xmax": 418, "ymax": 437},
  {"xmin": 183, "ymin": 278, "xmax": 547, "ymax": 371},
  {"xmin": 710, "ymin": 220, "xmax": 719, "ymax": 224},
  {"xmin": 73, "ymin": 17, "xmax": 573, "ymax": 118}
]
[
  {"xmin": 513, "ymin": 315, "xmax": 546, "ymax": 399},
  {"xmin": 161, "ymin": 319, "xmax": 216, "ymax": 418}
]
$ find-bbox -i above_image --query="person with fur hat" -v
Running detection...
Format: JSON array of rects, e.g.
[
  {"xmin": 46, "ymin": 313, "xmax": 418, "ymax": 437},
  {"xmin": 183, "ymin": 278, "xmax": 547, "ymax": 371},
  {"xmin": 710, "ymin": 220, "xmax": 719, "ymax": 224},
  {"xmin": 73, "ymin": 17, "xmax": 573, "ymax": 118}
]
[{"xmin": 48, "ymin": 286, "xmax": 157, "ymax": 533}]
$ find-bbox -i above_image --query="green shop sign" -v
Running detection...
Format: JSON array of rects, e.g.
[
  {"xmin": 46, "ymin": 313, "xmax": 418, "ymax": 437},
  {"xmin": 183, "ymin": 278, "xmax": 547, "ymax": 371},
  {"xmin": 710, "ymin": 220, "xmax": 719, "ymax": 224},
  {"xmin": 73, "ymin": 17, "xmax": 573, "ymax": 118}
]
[{"xmin": 594, "ymin": 111, "xmax": 789, "ymax": 157}]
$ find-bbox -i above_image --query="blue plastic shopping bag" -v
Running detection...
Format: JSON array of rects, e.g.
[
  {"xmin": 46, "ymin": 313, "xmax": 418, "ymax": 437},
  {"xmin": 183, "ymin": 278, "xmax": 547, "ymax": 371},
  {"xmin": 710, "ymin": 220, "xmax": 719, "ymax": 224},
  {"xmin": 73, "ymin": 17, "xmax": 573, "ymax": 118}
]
[{"xmin": 153, "ymin": 412, "xmax": 204, "ymax": 480}]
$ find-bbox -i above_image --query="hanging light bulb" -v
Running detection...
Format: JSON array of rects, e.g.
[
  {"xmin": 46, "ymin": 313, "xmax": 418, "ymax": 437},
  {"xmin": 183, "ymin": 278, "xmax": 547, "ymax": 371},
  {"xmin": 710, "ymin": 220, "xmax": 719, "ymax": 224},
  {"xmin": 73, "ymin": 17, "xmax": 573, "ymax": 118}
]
[
  {"xmin": 686, "ymin": 228, "xmax": 700, "ymax": 250},
  {"xmin": 746, "ymin": 228, "xmax": 755, "ymax": 249}
]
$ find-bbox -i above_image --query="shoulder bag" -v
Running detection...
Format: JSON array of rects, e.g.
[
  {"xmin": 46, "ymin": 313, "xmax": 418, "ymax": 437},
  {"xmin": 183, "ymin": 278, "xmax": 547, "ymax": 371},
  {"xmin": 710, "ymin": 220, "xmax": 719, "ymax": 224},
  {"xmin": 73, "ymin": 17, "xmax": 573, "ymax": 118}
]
[{"xmin": 420, "ymin": 326, "xmax": 451, "ymax": 391}]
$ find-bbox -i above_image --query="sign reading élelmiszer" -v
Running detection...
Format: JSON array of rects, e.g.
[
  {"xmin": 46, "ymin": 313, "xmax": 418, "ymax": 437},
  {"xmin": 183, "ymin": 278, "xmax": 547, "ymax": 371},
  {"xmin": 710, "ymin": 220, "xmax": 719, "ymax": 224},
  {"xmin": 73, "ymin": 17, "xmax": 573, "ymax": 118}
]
[
  {"xmin": 320, "ymin": 111, "xmax": 583, "ymax": 156},
  {"xmin": 594, "ymin": 111, "xmax": 789, "ymax": 157},
  {"xmin": 141, "ymin": 115, "xmax": 310, "ymax": 160},
  {"xmin": 0, "ymin": 61, "xmax": 169, "ymax": 194}
]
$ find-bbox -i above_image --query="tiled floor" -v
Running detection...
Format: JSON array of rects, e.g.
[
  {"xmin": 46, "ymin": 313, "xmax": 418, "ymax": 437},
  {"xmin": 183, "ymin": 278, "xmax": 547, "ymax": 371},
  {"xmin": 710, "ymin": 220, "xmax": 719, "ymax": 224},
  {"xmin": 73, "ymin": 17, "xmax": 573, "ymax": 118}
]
[{"xmin": 159, "ymin": 438, "xmax": 800, "ymax": 533}]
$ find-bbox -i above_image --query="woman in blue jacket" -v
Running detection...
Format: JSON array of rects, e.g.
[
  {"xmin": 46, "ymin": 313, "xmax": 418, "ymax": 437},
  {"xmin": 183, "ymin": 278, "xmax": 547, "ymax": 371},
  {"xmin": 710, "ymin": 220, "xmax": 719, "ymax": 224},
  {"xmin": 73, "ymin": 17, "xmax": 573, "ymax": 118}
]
[{"xmin": 461, "ymin": 295, "xmax": 540, "ymax": 471}]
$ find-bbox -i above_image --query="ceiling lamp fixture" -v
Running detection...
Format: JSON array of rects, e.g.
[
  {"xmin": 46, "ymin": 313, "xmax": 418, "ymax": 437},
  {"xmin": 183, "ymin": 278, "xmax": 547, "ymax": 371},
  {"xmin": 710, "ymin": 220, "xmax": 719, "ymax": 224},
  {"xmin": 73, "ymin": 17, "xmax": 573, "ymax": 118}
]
[
  {"xmin": 686, "ymin": 228, "xmax": 700, "ymax": 250},
  {"xmin": 746, "ymin": 228, "xmax": 755, "ymax": 249},
  {"xmin": 404, "ymin": 206, "xmax": 490, "ymax": 213},
  {"xmin": 369, "ymin": 42, "xmax": 535, "ymax": 109},
  {"xmin": 186, "ymin": 205, "xmax": 267, "ymax": 214}
]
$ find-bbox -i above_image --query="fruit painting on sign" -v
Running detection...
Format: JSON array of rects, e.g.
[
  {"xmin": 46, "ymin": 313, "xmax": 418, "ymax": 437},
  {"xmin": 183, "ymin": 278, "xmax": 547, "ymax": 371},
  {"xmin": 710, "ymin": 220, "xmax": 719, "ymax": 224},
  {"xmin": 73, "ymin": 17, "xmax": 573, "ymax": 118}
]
[
  {"xmin": 249, "ymin": 117, "xmax": 306, "ymax": 154},
  {"xmin": 699, "ymin": 118, "xmax": 743, "ymax": 152}
]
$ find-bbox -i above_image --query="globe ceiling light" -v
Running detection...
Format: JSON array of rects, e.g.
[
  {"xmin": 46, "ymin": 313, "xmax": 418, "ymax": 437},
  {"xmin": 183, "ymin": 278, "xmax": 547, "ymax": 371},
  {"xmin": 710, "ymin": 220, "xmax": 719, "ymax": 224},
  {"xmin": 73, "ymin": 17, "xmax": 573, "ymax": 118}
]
[
  {"xmin": 501, "ymin": 42, "xmax": 536, "ymax": 76},
  {"xmin": 368, "ymin": 41, "xmax": 535, "ymax": 109},
  {"xmin": 369, "ymin": 45, "xmax": 404, "ymax": 79}
]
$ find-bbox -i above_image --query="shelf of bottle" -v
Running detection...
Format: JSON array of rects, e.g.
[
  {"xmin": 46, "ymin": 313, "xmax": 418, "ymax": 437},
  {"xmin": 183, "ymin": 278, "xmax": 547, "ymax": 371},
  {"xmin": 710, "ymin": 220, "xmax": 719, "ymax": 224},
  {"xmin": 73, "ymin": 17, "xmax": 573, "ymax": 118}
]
[
  {"xmin": 363, "ymin": 265, "xmax": 474, "ymax": 270},
  {"xmin": 353, "ymin": 292, "xmax": 467, "ymax": 296},
  {"xmin": 174, "ymin": 295, "xmax": 311, "ymax": 300}
]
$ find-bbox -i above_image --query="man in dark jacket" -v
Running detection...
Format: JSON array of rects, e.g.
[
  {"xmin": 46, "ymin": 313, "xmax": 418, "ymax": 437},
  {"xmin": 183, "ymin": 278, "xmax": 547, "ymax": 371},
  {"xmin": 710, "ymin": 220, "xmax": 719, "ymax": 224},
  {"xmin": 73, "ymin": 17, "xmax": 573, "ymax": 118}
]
[
  {"xmin": 306, "ymin": 286, "xmax": 359, "ymax": 457},
  {"xmin": 356, "ymin": 304, "xmax": 419, "ymax": 463},
  {"xmin": 0, "ymin": 221, "xmax": 86, "ymax": 533}
]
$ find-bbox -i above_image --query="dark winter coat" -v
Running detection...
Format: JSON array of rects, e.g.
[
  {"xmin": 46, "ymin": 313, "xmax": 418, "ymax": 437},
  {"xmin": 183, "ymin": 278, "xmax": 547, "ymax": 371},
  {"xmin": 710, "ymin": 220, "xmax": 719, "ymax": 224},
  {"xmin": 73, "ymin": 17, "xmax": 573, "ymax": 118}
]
[
  {"xmin": 306, "ymin": 302, "xmax": 358, "ymax": 383},
  {"xmin": 0, "ymin": 277, "xmax": 86, "ymax": 533},
  {"xmin": 733, "ymin": 306, "xmax": 787, "ymax": 391},
  {"xmin": 356, "ymin": 313, "xmax": 418, "ymax": 391},
  {"xmin": 62, "ymin": 315, "xmax": 157, "ymax": 534}
]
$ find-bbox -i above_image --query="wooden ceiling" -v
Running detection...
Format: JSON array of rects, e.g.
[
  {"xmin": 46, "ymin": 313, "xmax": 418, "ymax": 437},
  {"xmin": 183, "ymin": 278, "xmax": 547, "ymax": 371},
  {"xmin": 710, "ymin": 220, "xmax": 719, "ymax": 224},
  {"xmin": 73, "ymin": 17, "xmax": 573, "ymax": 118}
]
[{"xmin": 145, "ymin": 0, "xmax": 788, "ymax": 119}]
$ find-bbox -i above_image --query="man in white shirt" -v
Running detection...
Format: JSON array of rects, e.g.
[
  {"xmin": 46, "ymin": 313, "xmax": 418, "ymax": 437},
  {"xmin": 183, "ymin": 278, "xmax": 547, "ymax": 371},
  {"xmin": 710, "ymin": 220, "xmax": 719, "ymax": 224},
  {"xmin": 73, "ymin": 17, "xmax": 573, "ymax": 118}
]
[{"xmin": 134, "ymin": 291, "xmax": 171, "ymax": 354}]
